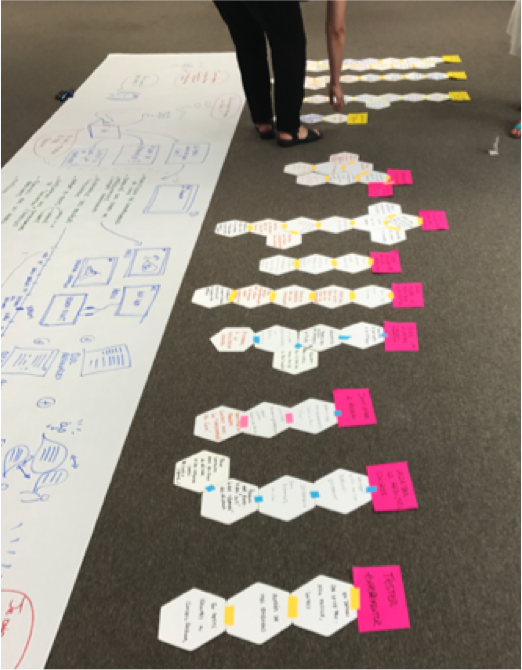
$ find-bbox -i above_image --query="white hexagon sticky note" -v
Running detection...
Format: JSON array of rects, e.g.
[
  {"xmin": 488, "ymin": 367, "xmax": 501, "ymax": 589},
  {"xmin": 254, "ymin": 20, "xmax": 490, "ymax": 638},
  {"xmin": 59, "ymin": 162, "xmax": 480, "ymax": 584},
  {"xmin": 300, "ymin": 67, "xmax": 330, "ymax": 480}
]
[
  {"xmin": 292, "ymin": 576, "xmax": 357, "ymax": 636},
  {"xmin": 319, "ymin": 216, "xmax": 353, "ymax": 233},
  {"xmin": 368, "ymin": 202, "xmax": 403, "ymax": 218},
  {"xmin": 403, "ymin": 93, "xmax": 426, "ymax": 102},
  {"xmin": 351, "ymin": 215, "xmax": 384, "ymax": 232},
  {"xmin": 360, "ymin": 74, "xmax": 381, "ymax": 83},
  {"xmin": 405, "ymin": 72, "xmax": 426, "ymax": 81},
  {"xmin": 352, "ymin": 286, "xmax": 394, "ymax": 309},
  {"xmin": 286, "ymin": 217, "xmax": 317, "ymax": 235},
  {"xmin": 365, "ymin": 99, "xmax": 391, "ymax": 110},
  {"xmin": 353, "ymin": 94, "xmax": 375, "ymax": 103},
  {"xmin": 314, "ymin": 286, "xmax": 353, "ymax": 309},
  {"xmin": 299, "ymin": 254, "xmax": 333, "ymax": 274},
  {"xmin": 266, "ymin": 231, "xmax": 303, "ymax": 250},
  {"xmin": 235, "ymin": 285, "xmax": 272, "ymax": 308},
  {"xmin": 358, "ymin": 171, "xmax": 390, "ymax": 184},
  {"xmin": 192, "ymin": 285, "xmax": 232, "ymax": 308},
  {"xmin": 314, "ymin": 469, "xmax": 372, "ymax": 515},
  {"xmin": 340, "ymin": 74, "xmax": 359, "ymax": 83},
  {"xmin": 273, "ymin": 286, "xmax": 312, "ymax": 309},
  {"xmin": 290, "ymin": 399, "xmax": 337, "ymax": 434},
  {"xmin": 243, "ymin": 402, "xmax": 290, "ymax": 438},
  {"xmin": 329, "ymin": 173, "xmax": 358, "ymax": 186},
  {"xmin": 250, "ymin": 219, "xmax": 284, "ymax": 236},
  {"xmin": 210, "ymin": 327, "xmax": 254, "ymax": 352},
  {"xmin": 300, "ymin": 113, "xmax": 324, "ymax": 123},
  {"xmin": 339, "ymin": 322, "xmax": 384, "ymax": 349},
  {"xmin": 381, "ymin": 93, "xmax": 402, "ymax": 102},
  {"xmin": 258, "ymin": 476, "xmax": 316, "ymax": 521},
  {"xmin": 159, "ymin": 589, "xmax": 226, "ymax": 651},
  {"xmin": 174, "ymin": 451, "xmax": 231, "ymax": 493},
  {"xmin": 313, "ymin": 162, "xmax": 340, "ymax": 176},
  {"xmin": 324, "ymin": 113, "xmax": 348, "ymax": 124},
  {"xmin": 273, "ymin": 348, "xmax": 319, "ymax": 375},
  {"xmin": 299, "ymin": 325, "xmax": 341, "ymax": 351},
  {"xmin": 201, "ymin": 479, "xmax": 259, "ymax": 524},
  {"xmin": 296, "ymin": 173, "xmax": 327, "ymax": 187},
  {"xmin": 306, "ymin": 94, "xmax": 329, "ymax": 104},
  {"xmin": 384, "ymin": 214, "xmax": 421, "ymax": 231},
  {"xmin": 215, "ymin": 220, "xmax": 249, "ymax": 237},
  {"xmin": 383, "ymin": 73, "xmax": 403, "ymax": 82},
  {"xmin": 427, "ymin": 92, "xmax": 450, "ymax": 102},
  {"xmin": 426, "ymin": 72, "xmax": 448, "ymax": 80},
  {"xmin": 330, "ymin": 151, "xmax": 359, "ymax": 163},
  {"xmin": 370, "ymin": 228, "xmax": 407, "ymax": 245},
  {"xmin": 336, "ymin": 253, "xmax": 372, "ymax": 274},
  {"xmin": 254, "ymin": 325, "xmax": 299, "ymax": 352},
  {"xmin": 226, "ymin": 584, "xmax": 291, "ymax": 644},
  {"xmin": 259, "ymin": 256, "xmax": 296, "ymax": 275},
  {"xmin": 284, "ymin": 162, "xmax": 313, "ymax": 176},
  {"xmin": 194, "ymin": 406, "xmax": 242, "ymax": 443}
]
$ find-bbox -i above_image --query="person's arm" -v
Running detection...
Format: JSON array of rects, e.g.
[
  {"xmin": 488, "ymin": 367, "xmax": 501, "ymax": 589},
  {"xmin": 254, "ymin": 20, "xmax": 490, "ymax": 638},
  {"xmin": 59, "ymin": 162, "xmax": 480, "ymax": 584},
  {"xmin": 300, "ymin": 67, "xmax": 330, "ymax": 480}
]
[{"xmin": 326, "ymin": 0, "xmax": 347, "ymax": 112}]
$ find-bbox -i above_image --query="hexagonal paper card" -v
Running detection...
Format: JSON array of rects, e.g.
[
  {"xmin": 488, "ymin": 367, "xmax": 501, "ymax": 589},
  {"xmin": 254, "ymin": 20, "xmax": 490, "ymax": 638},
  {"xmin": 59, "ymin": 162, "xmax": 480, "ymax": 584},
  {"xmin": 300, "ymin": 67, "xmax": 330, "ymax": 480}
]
[
  {"xmin": 314, "ymin": 469, "xmax": 372, "ymax": 514},
  {"xmin": 192, "ymin": 285, "xmax": 232, "ymax": 308},
  {"xmin": 299, "ymin": 325, "xmax": 341, "ymax": 351},
  {"xmin": 284, "ymin": 162, "xmax": 313, "ymax": 176},
  {"xmin": 158, "ymin": 589, "xmax": 226, "ymax": 651},
  {"xmin": 210, "ymin": 327, "xmax": 254, "ymax": 352},
  {"xmin": 292, "ymin": 576, "xmax": 358, "ymax": 636},
  {"xmin": 286, "ymin": 217, "xmax": 318, "ymax": 235},
  {"xmin": 201, "ymin": 479, "xmax": 259, "ymax": 524},
  {"xmin": 290, "ymin": 399, "xmax": 338, "ymax": 434},
  {"xmin": 226, "ymin": 583, "xmax": 292, "ymax": 644},
  {"xmin": 174, "ymin": 451, "xmax": 230, "ymax": 493},
  {"xmin": 273, "ymin": 286, "xmax": 313, "ymax": 309},
  {"xmin": 319, "ymin": 216, "xmax": 353, "ymax": 233},
  {"xmin": 299, "ymin": 254, "xmax": 333, "ymax": 274},
  {"xmin": 273, "ymin": 348, "xmax": 318, "ymax": 375},
  {"xmin": 234, "ymin": 285, "xmax": 272, "ymax": 308},
  {"xmin": 266, "ymin": 231, "xmax": 303, "ymax": 250},
  {"xmin": 215, "ymin": 220, "xmax": 249, "ymax": 237},
  {"xmin": 194, "ymin": 406, "xmax": 242, "ymax": 443},
  {"xmin": 254, "ymin": 325, "xmax": 299, "ymax": 352},
  {"xmin": 339, "ymin": 323, "xmax": 384, "ymax": 349},
  {"xmin": 258, "ymin": 476, "xmax": 316, "ymax": 521},
  {"xmin": 352, "ymin": 286, "xmax": 394, "ymax": 309},
  {"xmin": 242, "ymin": 402, "xmax": 290, "ymax": 438},
  {"xmin": 330, "ymin": 151, "xmax": 359, "ymax": 163},
  {"xmin": 259, "ymin": 255, "xmax": 296, "ymax": 275}
]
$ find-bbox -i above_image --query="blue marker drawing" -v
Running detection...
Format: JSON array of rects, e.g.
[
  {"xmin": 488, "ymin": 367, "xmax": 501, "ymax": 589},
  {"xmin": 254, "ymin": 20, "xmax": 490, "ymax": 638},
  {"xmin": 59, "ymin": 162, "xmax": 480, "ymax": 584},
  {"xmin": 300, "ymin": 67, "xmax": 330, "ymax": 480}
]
[
  {"xmin": 113, "ymin": 144, "xmax": 159, "ymax": 166},
  {"xmin": 166, "ymin": 143, "xmax": 210, "ymax": 164},
  {"xmin": 70, "ymin": 455, "xmax": 79, "ymax": 469},
  {"xmin": 124, "ymin": 248, "xmax": 170, "ymax": 277},
  {"xmin": 87, "ymin": 121, "xmax": 121, "ymax": 140},
  {"xmin": 21, "ymin": 468, "xmax": 69, "ymax": 503},
  {"xmin": 80, "ymin": 335, "xmax": 95, "ymax": 344},
  {"xmin": 62, "ymin": 147, "xmax": 108, "ymax": 167},
  {"xmin": 3, "ymin": 445, "xmax": 31, "ymax": 478},
  {"xmin": 115, "ymin": 285, "xmax": 160, "ymax": 322},
  {"xmin": 33, "ymin": 338, "xmax": 50, "ymax": 345},
  {"xmin": 2, "ymin": 347, "xmax": 59, "ymax": 376},
  {"xmin": 106, "ymin": 91, "xmax": 140, "ymax": 101},
  {"xmin": 143, "ymin": 184, "xmax": 198, "ymax": 214},
  {"xmin": 72, "ymin": 257, "xmax": 118, "ymax": 287},
  {"xmin": 32, "ymin": 434, "xmax": 68, "ymax": 473},
  {"xmin": 81, "ymin": 344, "xmax": 131, "ymax": 376},
  {"xmin": 37, "ymin": 397, "xmax": 56, "ymax": 409},
  {"xmin": 40, "ymin": 294, "xmax": 87, "ymax": 326},
  {"xmin": 100, "ymin": 222, "xmax": 142, "ymax": 246}
]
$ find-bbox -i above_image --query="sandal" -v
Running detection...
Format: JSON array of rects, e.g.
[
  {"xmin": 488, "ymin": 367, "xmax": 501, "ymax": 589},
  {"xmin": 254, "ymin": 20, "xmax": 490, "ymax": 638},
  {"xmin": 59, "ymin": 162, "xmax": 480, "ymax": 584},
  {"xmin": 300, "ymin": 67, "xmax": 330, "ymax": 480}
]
[
  {"xmin": 510, "ymin": 122, "xmax": 521, "ymax": 139},
  {"xmin": 277, "ymin": 127, "xmax": 322, "ymax": 148},
  {"xmin": 255, "ymin": 123, "xmax": 275, "ymax": 140}
]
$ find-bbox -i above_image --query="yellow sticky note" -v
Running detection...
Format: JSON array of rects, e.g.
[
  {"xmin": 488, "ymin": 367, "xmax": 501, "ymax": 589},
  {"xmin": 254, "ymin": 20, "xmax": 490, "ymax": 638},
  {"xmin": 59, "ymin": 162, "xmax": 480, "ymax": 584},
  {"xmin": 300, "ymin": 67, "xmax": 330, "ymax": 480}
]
[
  {"xmin": 447, "ymin": 71, "xmax": 467, "ymax": 80},
  {"xmin": 312, "ymin": 165, "xmax": 317, "ymax": 171},
  {"xmin": 269, "ymin": 291, "xmax": 277, "ymax": 302},
  {"xmin": 224, "ymin": 605, "xmax": 235, "ymax": 626},
  {"xmin": 388, "ymin": 291, "xmax": 394, "ymax": 299},
  {"xmin": 309, "ymin": 292, "xmax": 316, "ymax": 301},
  {"xmin": 228, "ymin": 290, "xmax": 237, "ymax": 303},
  {"xmin": 316, "ymin": 221, "xmax": 322, "ymax": 228},
  {"xmin": 341, "ymin": 166, "xmax": 346, "ymax": 171},
  {"xmin": 282, "ymin": 223, "xmax": 288, "ymax": 229},
  {"xmin": 331, "ymin": 259, "xmax": 338, "ymax": 267},
  {"xmin": 367, "ymin": 258, "xmax": 374, "ymax": 266},
  {"xmin": 350, "ymin": 588, "xmax": 360, "ymax": 611},
  {"xmin": 388, "ymin": 213, "xmax": 397, "ymax": 218},
  {"xmin": 294, "ymin": 259, "xmax": 300, "ymax": 269},
  {"xmin": 290, "ymin": 230, "xmax": 299, "ymax": 235},
  {"xmin": 324, "ymin": 176, "xmax": 331, "ymax": 182},
  {"xmin": 418, "ymin": 217, "xmax": 423, "ymax": 226},
  {"xmin": 247, "ymin": 224, "xmax": 253, "ymax": 231},
  {"xmin": 349, "ymin": 220, "xmax": 356, "ymax": 226},
  {"xmin": 349, "ymin": 291, "xmax": 357, "ymax": 300},
  {"xmin": 287, "ymin": 596, "xmax": 298, "ymax": 619},
  {"xmin": 443, "ymin": 54, "xmax": 462, "ymax": 63},
  {"xmin": 449, "ymin": 91, "xmax": 471, "ymax": 101},
  {"xmin": 359, "ymin": 170, "xmax": 370, "ymax": 177},
  {"xmin": 388, "ymin": 226, "xmax": 401, "ymax": 231},
  {"xmin": 347, "ymin": 113, "xmax": 368, "ymax": 125}
]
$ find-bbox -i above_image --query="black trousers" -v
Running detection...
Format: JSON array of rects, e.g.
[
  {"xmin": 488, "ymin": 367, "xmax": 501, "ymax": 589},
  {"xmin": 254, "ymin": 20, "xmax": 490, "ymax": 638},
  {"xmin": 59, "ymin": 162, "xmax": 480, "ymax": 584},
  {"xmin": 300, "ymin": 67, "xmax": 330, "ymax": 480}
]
[{"xmin": 213, "ymin": 1, "xmax": 306, "ymax": 133}]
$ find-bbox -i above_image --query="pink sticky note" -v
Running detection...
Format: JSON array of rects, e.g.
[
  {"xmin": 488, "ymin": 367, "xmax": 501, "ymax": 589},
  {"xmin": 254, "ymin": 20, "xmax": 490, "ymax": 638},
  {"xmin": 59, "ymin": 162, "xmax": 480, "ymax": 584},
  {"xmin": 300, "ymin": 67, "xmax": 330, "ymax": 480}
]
[
  {"xmin": 285, "ymin": 413, "xmax": 294, "ymax": 424},
  {"xmin": 368, "ymin": 182, "xmax": 394, "ymax": 198},
  {"xmin": 383, "ymin": 321, "xmax": 419, "ymax": 352},
  {"xmin": 419, "ymin": 210, "xmax": 449, "ymax": 230},
  {"xmin": 387, "ymin": 169, "xmax": 413, "ymax": 185},
  {"xmin": 391, "ymin": 282, "xmax": 424, "ymax": 309},
  {"xmin": 366, "ymin": 462, "xmax": 418, "ymax": 512},
  {"xmin": 370, "ymin": 250, "xmax": 402, "ymax": 274},
  {"xmin": 332, "ymin": 388, "xmax": 377, "ymax": 427},
  {"xmin": 353, "ymin": 565, "xmax": 410, "ymax": 633},
  {"xmin": 239, "ymin": 415, "xmax": 249, "ymax": 428}
]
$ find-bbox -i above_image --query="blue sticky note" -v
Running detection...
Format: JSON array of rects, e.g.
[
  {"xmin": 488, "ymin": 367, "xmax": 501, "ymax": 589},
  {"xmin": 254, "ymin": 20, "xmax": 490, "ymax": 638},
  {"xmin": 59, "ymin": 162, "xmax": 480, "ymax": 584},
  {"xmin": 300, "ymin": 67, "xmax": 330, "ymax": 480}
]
[
  {"xmin": 381, "ymin": 333, "xmax": 388, "ymax": 338},
  {"xmin": 310, "ymin": 491, "xmax": 320, "ymax": 499},
  {"xmin": 338, "ymin": 335, "xmax": 351, "ymax": 340},
  {"xmin": 206, "ymin": 485, "xmax": 216, "ymax": 492},
  {"xmin": 254, "ymin": 495, "xmax": 263, "ymax": 503},
  {"xmin": 334, "ymin": 410, "xmax": 342, "ymax": 417},
  {"xmin": 366, "ymin": 486, "xmax": 378, "ymax": 493},
  {"xmin": 294, "ymin": 343, "xmax": 302, "ymax": 349},
  {"xmin": 253, "ymin": 336, "xmax": 260, "ymax": 344}
]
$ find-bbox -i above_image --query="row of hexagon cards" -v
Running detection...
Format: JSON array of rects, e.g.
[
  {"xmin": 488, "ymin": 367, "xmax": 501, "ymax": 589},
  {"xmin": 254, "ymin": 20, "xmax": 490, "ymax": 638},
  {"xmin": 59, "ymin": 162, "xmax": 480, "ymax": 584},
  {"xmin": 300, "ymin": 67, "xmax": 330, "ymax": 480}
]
[{"xmin": 306, "ymin": 55, "xmax": 461, "ymax": 71}]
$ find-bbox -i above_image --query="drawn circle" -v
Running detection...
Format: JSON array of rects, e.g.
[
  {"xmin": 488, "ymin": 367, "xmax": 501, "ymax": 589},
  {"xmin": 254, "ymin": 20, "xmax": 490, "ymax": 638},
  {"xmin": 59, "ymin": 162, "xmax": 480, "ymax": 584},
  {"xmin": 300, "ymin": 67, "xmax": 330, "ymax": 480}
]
[
  {"xmin": 37, "ymin": 397, "xmax": 55, "ymax": 409},
  {"xmin": 33, "ymin": 338, "xmax": 49, "ymax": 345},
  {"xmin": 80, "ymin": 335, "xmax": 95, "ymax": 344}
]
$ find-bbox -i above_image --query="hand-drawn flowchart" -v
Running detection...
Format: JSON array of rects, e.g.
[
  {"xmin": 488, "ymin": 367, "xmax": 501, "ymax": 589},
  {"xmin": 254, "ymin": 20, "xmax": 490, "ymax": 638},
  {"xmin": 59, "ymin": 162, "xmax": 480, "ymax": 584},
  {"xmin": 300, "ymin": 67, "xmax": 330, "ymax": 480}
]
[{"xmin": 1, "ymin": 53, "xmax": 245, "ymax": 669}]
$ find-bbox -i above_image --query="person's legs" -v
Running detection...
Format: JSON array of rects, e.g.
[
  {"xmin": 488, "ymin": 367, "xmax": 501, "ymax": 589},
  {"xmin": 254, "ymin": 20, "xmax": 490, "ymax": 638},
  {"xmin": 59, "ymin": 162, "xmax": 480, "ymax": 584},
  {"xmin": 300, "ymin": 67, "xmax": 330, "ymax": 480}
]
[{"xmin": 213, "ymin": 1, "xmax": 273, "ymax": 128}]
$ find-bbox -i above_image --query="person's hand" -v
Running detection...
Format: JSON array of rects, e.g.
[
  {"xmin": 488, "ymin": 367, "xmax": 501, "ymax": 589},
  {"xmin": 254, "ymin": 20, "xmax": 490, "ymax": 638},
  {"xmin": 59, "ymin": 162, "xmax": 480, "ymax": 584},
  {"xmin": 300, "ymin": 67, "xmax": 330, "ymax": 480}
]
[{"xmin": 329, "ymin": 82, "xmax": 344, "ymax": 112}]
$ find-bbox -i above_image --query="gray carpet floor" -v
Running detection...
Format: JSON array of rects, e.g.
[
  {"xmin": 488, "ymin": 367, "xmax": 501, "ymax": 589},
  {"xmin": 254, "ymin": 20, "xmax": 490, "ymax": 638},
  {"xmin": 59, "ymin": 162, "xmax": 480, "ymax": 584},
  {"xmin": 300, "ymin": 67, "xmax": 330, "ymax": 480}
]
[{"xmin": 2, "ymin": 2, "xmax": 521, "ymax": 668}]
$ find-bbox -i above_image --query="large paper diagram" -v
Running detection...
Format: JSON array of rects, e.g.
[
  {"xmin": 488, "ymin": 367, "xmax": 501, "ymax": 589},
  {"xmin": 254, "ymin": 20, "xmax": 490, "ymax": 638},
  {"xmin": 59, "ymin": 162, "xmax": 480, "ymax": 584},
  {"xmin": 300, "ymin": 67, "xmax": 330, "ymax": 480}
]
[{"xmin": 1, "ymin": 53, "xmax": 245, "ymax": 669}]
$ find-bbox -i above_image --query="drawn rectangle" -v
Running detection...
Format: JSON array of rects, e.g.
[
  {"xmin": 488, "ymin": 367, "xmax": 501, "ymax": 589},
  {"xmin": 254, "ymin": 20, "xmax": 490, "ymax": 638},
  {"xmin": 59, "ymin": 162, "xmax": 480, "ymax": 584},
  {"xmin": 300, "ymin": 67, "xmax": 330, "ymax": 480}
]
[
  {"xmin": 113, "ymin": 145, "xmax": 160, "ymax": 166},
  {"xmin": 2, "ymin": 347, "xmax": 59, "ymax": 376},
  {"xmin": 166, "ymin": 143, "xmax": 210, "ymax": 164},
  {"xmin": 87, "ymin": 122, "xmax": 121, "ymax": 140},
  {"xmin": 72, "ymin": 257, "xmax": 118, "ymax": 287},
  {"xmin": 62, "ymin": 147, "xmax": 108, "ymax": 167},
  {"xmin": 39, "ymin": 294, "xmax": 87, "ymax": 327},
  {"xmin": 143, "ymin": 184, "xmax": 198, "ymax": 214},
  {"xmin": 115, "ymin": 285, "xmax": 160, "ymax": 321},
  {"xmin": 124, "ymin": 248, "xmax": 170, "ymax": 277},
  {"xmin": 81, "ymin": 344, "xmax": 132, "ymax": 376}
]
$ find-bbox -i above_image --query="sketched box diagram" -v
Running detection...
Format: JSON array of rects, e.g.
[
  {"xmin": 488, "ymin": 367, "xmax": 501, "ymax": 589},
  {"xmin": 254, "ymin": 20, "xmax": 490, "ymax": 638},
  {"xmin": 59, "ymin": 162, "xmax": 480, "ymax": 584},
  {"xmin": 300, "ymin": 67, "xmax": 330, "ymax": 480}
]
[
  {"xmin": 40, "ymin": 294, "xmax": 87, "ymax": 327},
  {"xmin": 62, "ymin": 147, "xmax": 108, "ymax": 168},
  {"xmin": 72, "ymin": 257, "xmax": 118, "ymax": 287},
  {"xmin": 113, "ymin": 145, "xmax": 160, "ymax": 166},
  {"xmin": 2, "ymin": 347, "xmax": 59, "ymax": 377},
  {"xmin": 115, "ymin": 285, "xmax": 160, "ymax": 322},
  {"xmin": 124, "ymin": 248, "xmax": 170, "ymax": 277},
  {"xmin": 166, "ymin": 143, "xmax": 210, "ymax": 164},
  {"xmin": 81, "ymin": 344, "xmax": 132, "ymax": 376},
  {"xmin": 143, "ymin": 184, "xmax": 198, "ymax": 214},
  {"xmin": 87, "ymin": 120, "xmax": 122, "ymax": 140}
]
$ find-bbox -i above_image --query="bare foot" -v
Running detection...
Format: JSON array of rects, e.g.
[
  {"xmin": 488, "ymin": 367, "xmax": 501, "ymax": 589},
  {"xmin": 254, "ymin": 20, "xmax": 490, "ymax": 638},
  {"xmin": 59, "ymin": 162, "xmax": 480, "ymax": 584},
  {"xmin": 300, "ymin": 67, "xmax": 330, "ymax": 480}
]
[
  {"xmin": 279, "ymin": 126, "xmax": 321, "ymax": 141},
  {"xmin": 510, "ymin": 120, "xmax": 521, "ymax": 138},
  {"xmin": 256, "ymin": 123, "xmax": 273, "ymax": 133}
]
